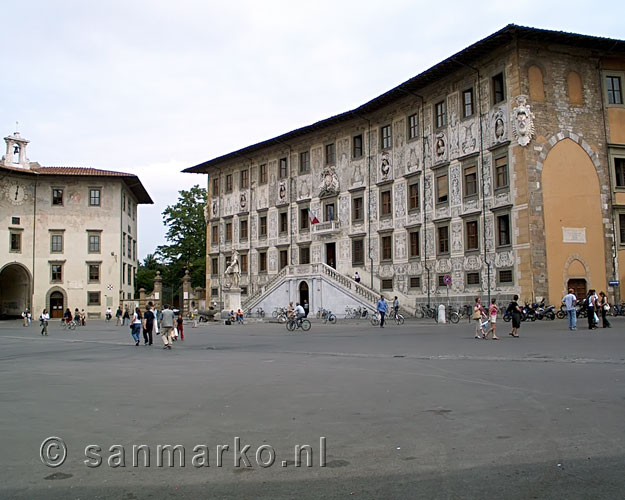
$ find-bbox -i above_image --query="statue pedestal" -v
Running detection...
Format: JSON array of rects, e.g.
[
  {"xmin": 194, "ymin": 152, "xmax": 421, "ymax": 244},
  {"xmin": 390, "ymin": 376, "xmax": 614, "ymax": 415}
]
[{"xmin": 222, "ymin": 287, "xmax": 242, "ymax": 316}]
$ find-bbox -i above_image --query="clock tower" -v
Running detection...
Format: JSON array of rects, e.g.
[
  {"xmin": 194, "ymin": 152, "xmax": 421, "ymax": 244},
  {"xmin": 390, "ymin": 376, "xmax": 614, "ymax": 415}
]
[{"xmin": 2, "ymin": 130, "xmax": 30, "ymax": 169}]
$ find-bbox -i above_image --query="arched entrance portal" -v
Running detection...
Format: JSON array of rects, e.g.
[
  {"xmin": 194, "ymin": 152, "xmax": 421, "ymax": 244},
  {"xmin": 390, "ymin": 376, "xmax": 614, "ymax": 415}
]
[
  {"xmin": 50, "ymin": 292, "xmax": 64, "ymax": 319},
  {"xmin": 0, "ymin": 263, "xmax": 31, "ymax": 318},
  {"xmin": 299, "ymin": 281, "xmax": 309, "ymax": 315}
]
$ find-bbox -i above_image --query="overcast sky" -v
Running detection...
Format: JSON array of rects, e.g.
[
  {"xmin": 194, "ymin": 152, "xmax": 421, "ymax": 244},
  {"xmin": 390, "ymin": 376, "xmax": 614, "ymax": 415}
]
[{"xmin": 2, "ymin": 0, "xmax": 624, "ymax": 260}]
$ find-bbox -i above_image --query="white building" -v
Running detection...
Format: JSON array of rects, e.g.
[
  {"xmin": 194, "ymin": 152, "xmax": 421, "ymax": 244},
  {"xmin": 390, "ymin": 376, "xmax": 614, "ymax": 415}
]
[{"xmin": 0, "ymin": 131, "xmax": 152, "ymax": 319}]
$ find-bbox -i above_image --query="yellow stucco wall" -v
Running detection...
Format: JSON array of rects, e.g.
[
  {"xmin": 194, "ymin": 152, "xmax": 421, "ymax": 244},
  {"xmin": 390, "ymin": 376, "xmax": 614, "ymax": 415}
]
[
  {"xmin": 542, "ymin": 139, "xmax": 607, "ymax": 302},
  {"xmin": 607, "ymin": 108, "xmax": 625, "ymax": 144}
]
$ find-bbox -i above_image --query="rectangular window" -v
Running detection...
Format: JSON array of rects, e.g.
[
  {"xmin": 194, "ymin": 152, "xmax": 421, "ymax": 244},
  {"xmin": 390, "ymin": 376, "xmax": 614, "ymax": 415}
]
[
  {"xmin": 259, "ymin": 164, "xmax": 267, "ymax": 185},
  {"xmin": 464, "ymin": 165, "xmax": 478, "ymax": 197},
  {"xmin": 382, "ymin": 279, "xmax": 393, "ymax": 290},
  {"xmin": 436, "ymin": 173, "xmax": 448, "ymax": 204},
  {"xmin": 494, "ymin": 154, "xmax": 509, "ymax": 189},
  {"xmin": 225, "ymin": 174, "xmax": 233, "ymax": 193},
  {"xmin": 438, "ymin": 274, "xmax": 446, "ymax": 287},
  {"xmin": 211, "ymin": 287, "xmax": 219, "ymax": 297},
  {"xmin": 352, "ymin": 196, "xmax": 363, "ymax": 221},
  {"xmin": 51, "ymin": 264, "xmax": 62, "ymax": 282},
  {"xmin": 211, "ymin": 225, "xmax": 219, "ymax": 244},
  {"xmin": 240, "ymin": 253, "xmax": 248, "ymax": 273},
  {"xmin": 409, "ymin": 230, "xmax": 420, "ymax": 258},
  {"xmin": 497, "ymin": 214, "xmax": 511, "ymax": 247},
  {"xmin": 299, "ymin": 151, "xmax": 310, "ymax": 174},
  {"xmin": 615, "ymin": 158, "xmax": 625, "ymax": 187},
  {"xmin": 132, "ymin": 240, "xmax": 136, "ymax": 261},
  {"xmin": 408, "ymin": 182, "xmax": 419, "ymax": 211},
  {"xmin": 10, "ymin": 232, "xmax": 21, "ymax": 252},
  {"xmin": 380, "ymin": 189, "xmax": 392, "ymax": 217},
  {"xmin": 259, "ymin": 251, "xmax": 267, "ymax": 272},
  {"xmin": 606, "ymin": 76, "xmax": 623, "ymax": 105},
  {"xmin": 259, "ymin": 215, "xmax": 267, "ymax": 237},
  {"xmin": 88, "ymin": 264, "xmax": 100, "ymax": 283},
  {"xmin": 620, "ymin": 214, "xmax": 625, "ymax": 244},
  {"xmin": 324, "ymin": 203, "xmax": 335, "ymax": 222},
  {"xmin": 225, "ymin": 222, "xmax": 232, "ymax": 242},
  {"xmin": 89, "ymin": 234, "xmax": 101, "ymax": 253},
  {"xmin": 353, "ymin": 135, "xmax": 363, "ymax": 158},
  {"xmin": 466, "ymin": 220, "xmax": 479, "ymax": 251},
  {"xmin": 279, "ymin": 212, "xmax": 288, "ymax": 234},
  {"xmin": 88, "ymin": 291, "xmax": 101, "ymax": 306},
  {"xmin": 240, "ymin": 220, "xmax": 248, "ymax": 241},
  {"xmin": 352, "ymin": 239, "xmax": 364, "ymax": 265},
  {"xmin": 492, "ymin": 72, "xmax": 505, "ymax": 104},
  {"xmin": 435, "ymin": 100, "xmax": 447, "ymax": 128},
  {"xmin": 299, "ymin": 246, "xmax": 310, "ymax": 265},
  {"xmin": 240, "ymin": 169, "xmax": 249, "ymax": 189},
  {"xmin": 279, "ymin": 158, "xmax": 288, "ymax": 179},
  {"xmin": 122, "ymin": 193, "xmax": 126, "ymax": 211},
  {"xmin": 212, "ymin": 177, "xmax": 219, "ymax": 196},
  {"xmin": 127, "ymin": 235, "xmax": 132, "ymax": 258},
  {"xmin": 438, "ymin": 225, "xmax": 449, "ymax": 254},
  {"xmin": 463, "ymin": 88, "xmax": 474, "ymax": 117},
  {"xmin": 467, "ymin": 272, "xmax": 480, "ymax": 285},
  {"xmin": 52, "ymin": 188, "xmax": 64, "ymax": 206},
  {"xmin": 51, "ymin": 234, "xmax": 63, "ymax": 253},
  {"xmin": 11, "ymin": 217, "xmax": 20, "ymax": 225},
  {"xmin": 381, "ymin": 124, "xmax": 392, "ymax": 149},
  {"xmin": 410, "ymin": 276, "xmax": 421, "ymax": 288},
  {"xmin": 211, "ymin": 257, "xmax": 219, "ymax": 275},
  {"xmin": 499, "ymin": 269, "xmax": 513, "ymax": 284},
  {"xmin": 300, "ymin": 208, "xmax": 310, "ymax": 231},
  {"xmin": 325, "ymin": 143, "xmax": 335, "ymax": 165},
  {"xmin": 89, "ymin": 188, "xmax": 101, "ymax": 206},
  {"xmin": 408, "ymin": 113, "xmax": 419, "ymax": 140},
  {"xmin": 381, "ymin": 235, "xmax": 392, "ymax": 261},
  {"xmin": 279, "ymin": 249, "xmax": 288, "ymax": 269}
]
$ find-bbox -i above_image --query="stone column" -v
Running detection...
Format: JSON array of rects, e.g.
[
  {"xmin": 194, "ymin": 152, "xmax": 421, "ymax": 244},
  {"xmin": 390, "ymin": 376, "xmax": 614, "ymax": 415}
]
[
  {"xmin": 153, "ymin": 271, "xmax": 163, "ymax": 310},
  {"xmin": 182, "ymin": 270, "xmax": 192, "ymax": 316}
]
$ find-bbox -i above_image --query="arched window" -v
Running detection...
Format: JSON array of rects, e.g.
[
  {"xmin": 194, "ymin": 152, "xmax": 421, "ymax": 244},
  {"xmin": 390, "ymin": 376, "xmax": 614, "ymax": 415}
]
[
  {"xmin": 567, "ymin": 71, "xmax": 583, "ymax": 106},
  {"xmin": 528, "ymin": 65, "xmax": 545, "ymax": 101}
]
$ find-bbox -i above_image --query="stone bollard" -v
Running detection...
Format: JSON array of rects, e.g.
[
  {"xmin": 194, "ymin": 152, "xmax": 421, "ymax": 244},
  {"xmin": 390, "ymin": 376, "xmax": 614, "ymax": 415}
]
[{"xmin": 438, "ymin": 304, "xmax": 446, "ymax": 324}]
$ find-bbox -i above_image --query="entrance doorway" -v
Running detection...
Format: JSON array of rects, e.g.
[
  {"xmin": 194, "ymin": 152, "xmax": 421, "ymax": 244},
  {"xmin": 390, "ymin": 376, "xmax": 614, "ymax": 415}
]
[
  {"xmin": 0, "ymin": 263, "xmax": 31, "ymax": 318},
  {"xmin": 50, "ymin": 292, "xmax": 64, "ymax": 319},
  {"xmin": 326, "ymin": 243, "xmax": 336, "ymax": 268},
  {"xmin": 567, "ymin": 279, "xmax": 587, "ymax": 300},
  {"xmin": 299, "ymin": 281, "xmax": 309, "ymax": 315}
]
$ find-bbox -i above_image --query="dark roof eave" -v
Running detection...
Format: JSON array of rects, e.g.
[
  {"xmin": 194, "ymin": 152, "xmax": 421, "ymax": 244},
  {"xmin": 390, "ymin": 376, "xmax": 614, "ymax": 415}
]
[{"xmin": 183, "ymin": 24, "xmax": 625, "ymax": 174}]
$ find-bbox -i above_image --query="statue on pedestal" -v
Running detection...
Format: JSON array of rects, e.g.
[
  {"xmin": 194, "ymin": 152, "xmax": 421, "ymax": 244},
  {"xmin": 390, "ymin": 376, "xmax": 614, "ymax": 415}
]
[{"xmin": 224, "ymin": 250, "xmax": 241, "ymax": 289}]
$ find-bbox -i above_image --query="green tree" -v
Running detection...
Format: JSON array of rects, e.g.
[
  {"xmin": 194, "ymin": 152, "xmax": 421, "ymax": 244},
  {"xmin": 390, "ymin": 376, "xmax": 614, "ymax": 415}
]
[
  {"xmin": 156, "ymin": 185, "xmax": 207, "ymax": 289},
  {"xmin": 135, "ymin": 253, "xmax": 165, "ymax": 293}
]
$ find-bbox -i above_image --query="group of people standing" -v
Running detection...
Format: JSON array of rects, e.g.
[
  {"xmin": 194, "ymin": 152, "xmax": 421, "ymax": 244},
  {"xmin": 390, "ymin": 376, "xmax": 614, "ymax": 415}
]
[
  {"xmin": 128, "ymin": 302, "xmax": 185, "ymax": 349},
  {"xmin": 562, "ymin": 288, "xmax": 611, "ymax": 331},
  {"xmin": 473, "ymin": 295, "xmax": 522, "ymax": 339}
]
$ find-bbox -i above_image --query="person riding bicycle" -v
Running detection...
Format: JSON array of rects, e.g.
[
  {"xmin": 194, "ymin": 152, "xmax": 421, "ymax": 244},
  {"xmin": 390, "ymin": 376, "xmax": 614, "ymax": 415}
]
[
  {"xmin": 63, "ymin": 308, "xmax": 72, "ymax": 324},
  {"xmin": 393, "ymin": 296, "xmax": 399, "ymax": 318},
  {"xmin": 294, "ymin": 303, "xmax": 305, "ymax": 325}
]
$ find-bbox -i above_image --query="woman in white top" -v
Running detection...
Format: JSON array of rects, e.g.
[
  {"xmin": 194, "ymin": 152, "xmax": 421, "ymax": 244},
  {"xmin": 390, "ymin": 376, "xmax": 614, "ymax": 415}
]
[
  {"xmin": 131, "ymin": 307, "xmax": 143, "ymax": 346},
  {"xmin": 40, "ymin": 309, "xmax": 50, "ymax": 336}
]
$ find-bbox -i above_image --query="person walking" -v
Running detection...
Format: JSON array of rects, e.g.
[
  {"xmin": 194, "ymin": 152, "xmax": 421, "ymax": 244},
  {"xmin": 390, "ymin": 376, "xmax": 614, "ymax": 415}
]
[
  {"xmin": 80, "ymin": 309, "xmax": 86, "ymax": 326},
  {"xmin": 507, "ymin": 295, "xmax": 522, "ymax": 338},
  {"xmin": 192, "ymin": 308, "xmax": 199, "ymax": 328},
  {"xmin": 176, "ymin": 313, "xmax": 184, "ymax": 340},
  {"xmin": 586, "ymin": 289, "xmax": 599, "ymax": 330},
  {"xmin": 303, "ymin": 299, "xmax": 310, "ymax": 318},
  {"xmin": 40, "ymin": 309, "xmax": 50, "ymax": 335},
  {"xmin": 354, "ymin": 272, "xmax": 361, "ymax": 283},
  {"xmin": 598, "ymin": 291, "xmax": 611, "ymax": 328},
  {"xmin": 472, "ymin": 297, "xmax": 486, "ymax": 339},
  {"xmin": 562, "ymin": 288, "xmax": 577, "ymax": 331},
  {"xmin": 393, "ymin": 296, "xmax": 400, "ymax": 320},
  {"xmin": 115, "ymin": 306, "xmax": 123, "ymax": 326},
  {"xmin": 122, "ymin": 308, "xmax": 130, "ymax": 326},
  {"xmin": 130, "ymin": 307, "xmax": 142, "ymax": 346},
  {"xmin": 160, "ymin": 304, "xmax": 175, "ymax": 349},
  {"xmin": 483, "ymin": 299, "xmax": 499, "ymax": 340},
  {"xmin": 377, "ymin": 295, "xmax": 388, "ymax": 328},
  {"xmin": 22, "ymin": 310, "xmax": 29, "ymax": 327},
  {"xmin": 105, "ymin": 307, "xmax": 112, "ymax": 322},
  {"xmin": 143, "ymin": 302, "xmax": 155, "ymax": 345},
  {"xmin": 63, "ymin": 308, "xmax": 72, "ymax": 325}
]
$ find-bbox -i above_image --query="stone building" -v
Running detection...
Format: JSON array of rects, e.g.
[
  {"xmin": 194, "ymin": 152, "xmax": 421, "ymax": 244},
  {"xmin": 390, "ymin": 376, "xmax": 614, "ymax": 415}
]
[
  {"xmin": 184, "ymin": 25, "xmax": 625, "ymax": 313},
  {"xmin": 0, "ymin": 132, "xmax": 152, "ymax": 318}
]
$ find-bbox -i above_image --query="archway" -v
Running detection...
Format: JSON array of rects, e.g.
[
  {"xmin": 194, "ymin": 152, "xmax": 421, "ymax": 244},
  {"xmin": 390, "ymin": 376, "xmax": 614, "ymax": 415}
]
[
  {"xmin": 542, "ymin": 138, "xmax": 606, "ymax": 303},
  {"xmin": 0, "ymin": 263, "xmax": 31, "ymax": 318},
  {"xmin": 299, "ymin": 281, "xmax": 309, "ymax": 317}
]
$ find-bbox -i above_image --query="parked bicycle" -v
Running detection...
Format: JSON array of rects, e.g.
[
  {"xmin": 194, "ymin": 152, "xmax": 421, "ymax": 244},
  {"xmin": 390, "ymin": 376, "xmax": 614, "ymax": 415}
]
[
  {"xmin": 286, "ymin": 316, "xmax": 311, "ymax": 332},
  {"xmin": 319, "ymin": 308, "xmax": 337, "ymax": 324},
  {"xmin": 388, "ymin": 308, "xmax": 405, "ymax": 325}
]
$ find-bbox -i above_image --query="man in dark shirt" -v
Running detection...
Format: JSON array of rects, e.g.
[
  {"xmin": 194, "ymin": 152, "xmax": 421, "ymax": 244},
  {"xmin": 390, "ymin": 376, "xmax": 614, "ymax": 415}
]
[{"xmin": 142, "ymin": 302, "xmax": 155, "ymax": 346}]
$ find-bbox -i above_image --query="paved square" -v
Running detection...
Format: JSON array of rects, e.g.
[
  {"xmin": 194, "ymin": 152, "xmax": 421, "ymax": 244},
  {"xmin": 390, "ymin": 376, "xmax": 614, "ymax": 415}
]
[{"xmin": 1, "ymin": 317, "xmax": 624, "ymax": 499}]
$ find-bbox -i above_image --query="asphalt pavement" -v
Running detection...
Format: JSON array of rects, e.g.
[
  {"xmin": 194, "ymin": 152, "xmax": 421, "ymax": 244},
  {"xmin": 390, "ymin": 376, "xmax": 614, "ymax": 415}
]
[{"xmin": 1, "ymin": 315, "xmax": 624, "ymax": 499}]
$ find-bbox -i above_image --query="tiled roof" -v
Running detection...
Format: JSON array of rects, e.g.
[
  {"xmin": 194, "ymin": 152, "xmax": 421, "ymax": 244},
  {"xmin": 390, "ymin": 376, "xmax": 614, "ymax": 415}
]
[{"xmin": 35, "ymin": 166, "xmax": 135, "ymax": 177}]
